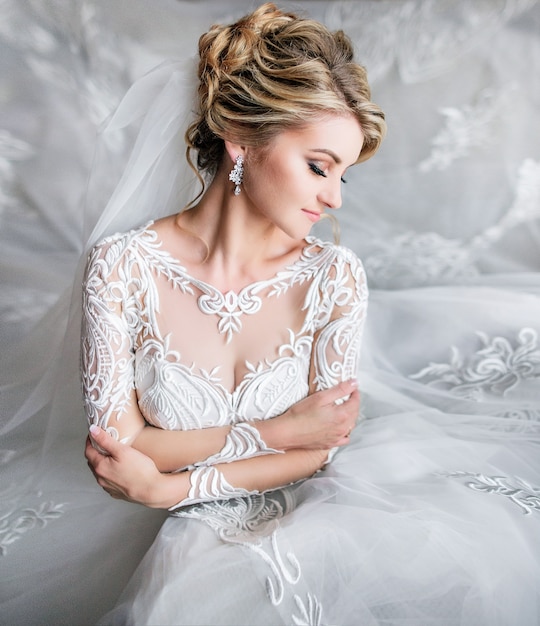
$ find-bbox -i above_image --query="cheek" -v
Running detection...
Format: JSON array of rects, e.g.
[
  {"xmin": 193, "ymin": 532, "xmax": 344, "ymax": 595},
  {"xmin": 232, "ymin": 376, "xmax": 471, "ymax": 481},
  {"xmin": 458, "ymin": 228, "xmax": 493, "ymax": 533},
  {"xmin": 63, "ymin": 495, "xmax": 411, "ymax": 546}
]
[{"xmin": 244, "ymin": 159, "xmax": 288, "ymax": 205}]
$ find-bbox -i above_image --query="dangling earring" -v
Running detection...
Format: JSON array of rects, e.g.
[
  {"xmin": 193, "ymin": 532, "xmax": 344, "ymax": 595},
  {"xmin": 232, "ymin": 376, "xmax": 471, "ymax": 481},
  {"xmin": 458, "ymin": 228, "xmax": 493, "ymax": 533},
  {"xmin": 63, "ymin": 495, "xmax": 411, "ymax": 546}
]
[{"xmin": 228, "ymin": 155, "xmax": 244, "ymax": 196}]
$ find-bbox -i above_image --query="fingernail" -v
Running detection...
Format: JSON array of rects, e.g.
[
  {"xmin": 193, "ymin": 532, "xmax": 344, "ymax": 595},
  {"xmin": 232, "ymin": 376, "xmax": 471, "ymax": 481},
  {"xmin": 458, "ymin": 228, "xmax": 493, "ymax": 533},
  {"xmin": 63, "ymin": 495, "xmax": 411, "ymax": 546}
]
[
  {"xmin": 349, "ymin": 378, "xmax": 358, "ymax": 387},
  {"xmin": 89, "ymin": 424, "xmax": 100, "ymax": 435}
]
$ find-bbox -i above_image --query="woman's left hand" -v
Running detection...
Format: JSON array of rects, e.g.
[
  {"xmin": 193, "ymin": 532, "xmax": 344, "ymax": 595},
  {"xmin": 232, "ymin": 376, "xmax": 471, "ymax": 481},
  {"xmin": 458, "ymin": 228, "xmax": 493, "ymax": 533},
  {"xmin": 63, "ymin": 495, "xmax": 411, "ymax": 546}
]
[{"xmin": 85, "ymin": 425, "xmax": 168, "ymax": 507}]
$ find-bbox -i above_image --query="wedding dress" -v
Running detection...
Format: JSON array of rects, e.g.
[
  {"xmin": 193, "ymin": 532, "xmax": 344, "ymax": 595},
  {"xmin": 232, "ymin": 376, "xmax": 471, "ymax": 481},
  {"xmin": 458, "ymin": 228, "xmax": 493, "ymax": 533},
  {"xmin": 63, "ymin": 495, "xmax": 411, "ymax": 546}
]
[
  {"xmin": 1, "ymin": 1, "xmax": 540, "ymax": 625},
  {"xmin": 81, "ymin": 225, "xmax": 539, "ymax": 626},
  {"xmin": 82, "ymin": 225, "xmax": 366, "ymax": 438}
]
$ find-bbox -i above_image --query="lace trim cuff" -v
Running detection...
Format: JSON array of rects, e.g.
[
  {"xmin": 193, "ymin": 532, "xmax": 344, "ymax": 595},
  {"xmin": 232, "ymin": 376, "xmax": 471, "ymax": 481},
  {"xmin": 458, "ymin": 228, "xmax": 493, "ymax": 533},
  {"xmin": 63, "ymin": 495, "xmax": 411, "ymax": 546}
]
[
  {"xmin": 197, "ymin": 422, "xmax": 283, "ymax": 467},
  {"xmin": 168, "ymin": 466, "xmax": 259, "ymax": 510}
]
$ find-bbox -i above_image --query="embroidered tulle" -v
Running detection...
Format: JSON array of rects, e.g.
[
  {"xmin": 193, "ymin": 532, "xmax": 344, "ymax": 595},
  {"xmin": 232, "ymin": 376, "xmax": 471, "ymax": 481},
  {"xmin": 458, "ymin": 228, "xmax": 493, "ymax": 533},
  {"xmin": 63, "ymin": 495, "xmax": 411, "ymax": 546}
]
[{"xmin": 81, "ymin": 223, "xmax": 367, "ymax": 442}]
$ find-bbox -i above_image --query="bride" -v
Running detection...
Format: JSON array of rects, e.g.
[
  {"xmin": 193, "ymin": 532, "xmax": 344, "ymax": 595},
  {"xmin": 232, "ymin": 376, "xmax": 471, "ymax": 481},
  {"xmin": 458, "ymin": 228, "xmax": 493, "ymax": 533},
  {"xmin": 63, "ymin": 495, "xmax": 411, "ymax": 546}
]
[
  {"xmin": 83, "ymin": 0, "xmax": 383, "ymax": 510},
  {"xmin": 82, "ymin": 4, "xmax": 540, "ymax": 625}
]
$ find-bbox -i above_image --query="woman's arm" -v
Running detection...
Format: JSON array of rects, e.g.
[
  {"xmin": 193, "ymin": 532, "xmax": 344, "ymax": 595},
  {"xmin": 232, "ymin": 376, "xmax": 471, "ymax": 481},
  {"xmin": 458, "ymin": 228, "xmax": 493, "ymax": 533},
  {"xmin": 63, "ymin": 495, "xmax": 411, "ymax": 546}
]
[
  {"xmin": 86, "ymin": 425, "xmax": 330, "ymax": 509},
  {"xmin": 132, "ymin": 378, "xmax": 359, "ymax": 472},
  {"xmin": 84, "ymin": 241, "xmax": 365, "ymax": 505},
  {"xmin": 127, "ymin": 250, "xmax": 368, "ymax": 475},
  {"xmin": 83, "ymin": 238, "xmax": 359, "ymax": 472},
  {"xmin": 308, "ymin": 248, "xmax": 368, "ymax": 418}
]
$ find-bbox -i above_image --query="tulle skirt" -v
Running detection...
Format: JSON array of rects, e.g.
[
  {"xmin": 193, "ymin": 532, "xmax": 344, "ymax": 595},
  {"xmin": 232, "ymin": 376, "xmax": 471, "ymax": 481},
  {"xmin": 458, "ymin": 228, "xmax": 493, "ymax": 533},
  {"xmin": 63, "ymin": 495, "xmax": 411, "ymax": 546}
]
[{"xmin": 99, "ymin": 407, "xmax": 540, "ymax": 626}]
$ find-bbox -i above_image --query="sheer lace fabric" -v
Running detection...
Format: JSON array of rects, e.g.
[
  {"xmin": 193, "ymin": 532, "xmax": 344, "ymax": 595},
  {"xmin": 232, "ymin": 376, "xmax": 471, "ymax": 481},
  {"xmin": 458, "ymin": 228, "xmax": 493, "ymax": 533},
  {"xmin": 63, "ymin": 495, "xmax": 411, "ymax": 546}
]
[{"xmin": 82, "ymin": 223, "xmax": 366, "ymax": 442}]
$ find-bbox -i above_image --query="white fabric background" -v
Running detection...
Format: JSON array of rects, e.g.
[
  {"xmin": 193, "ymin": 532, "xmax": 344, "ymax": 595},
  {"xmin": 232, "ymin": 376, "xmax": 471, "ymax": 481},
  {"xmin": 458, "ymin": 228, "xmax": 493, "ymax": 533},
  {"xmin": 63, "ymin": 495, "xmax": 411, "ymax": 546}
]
[{"xmin": 1, "ymin": 1, "xmax": 539, "ymax": 624}]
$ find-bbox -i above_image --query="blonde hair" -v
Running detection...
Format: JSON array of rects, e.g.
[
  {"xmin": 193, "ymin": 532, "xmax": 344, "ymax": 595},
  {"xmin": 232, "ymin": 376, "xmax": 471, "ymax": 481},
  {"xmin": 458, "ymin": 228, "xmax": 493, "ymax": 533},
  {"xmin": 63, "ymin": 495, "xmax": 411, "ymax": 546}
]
[{"xmin": 185, "ymin": 2, "xmax": 386, "ymax": 188}]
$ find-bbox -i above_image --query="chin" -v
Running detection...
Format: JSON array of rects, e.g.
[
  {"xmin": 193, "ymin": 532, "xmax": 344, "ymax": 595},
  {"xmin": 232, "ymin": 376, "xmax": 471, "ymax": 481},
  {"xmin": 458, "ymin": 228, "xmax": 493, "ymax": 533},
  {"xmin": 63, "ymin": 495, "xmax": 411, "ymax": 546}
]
[{"xmin": 281, "ymin": 224, "xmax": 313, "ymax": 242}]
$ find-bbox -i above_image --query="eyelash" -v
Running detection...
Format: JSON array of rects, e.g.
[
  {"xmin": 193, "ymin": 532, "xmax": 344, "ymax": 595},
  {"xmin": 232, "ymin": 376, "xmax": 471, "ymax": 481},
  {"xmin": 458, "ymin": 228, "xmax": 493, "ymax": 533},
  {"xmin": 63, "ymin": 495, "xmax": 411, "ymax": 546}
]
[{"xmin": 308, "ymin": 162, "xmax": 347, "ymax": 184}]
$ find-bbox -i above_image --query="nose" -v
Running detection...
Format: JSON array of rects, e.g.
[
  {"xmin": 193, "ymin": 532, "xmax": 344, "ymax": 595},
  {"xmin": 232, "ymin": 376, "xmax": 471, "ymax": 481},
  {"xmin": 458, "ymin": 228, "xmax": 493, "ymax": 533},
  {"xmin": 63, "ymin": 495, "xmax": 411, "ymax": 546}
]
[{"xmin": 319, "ymin": 180, "xmax": 342, "ymax": 210}]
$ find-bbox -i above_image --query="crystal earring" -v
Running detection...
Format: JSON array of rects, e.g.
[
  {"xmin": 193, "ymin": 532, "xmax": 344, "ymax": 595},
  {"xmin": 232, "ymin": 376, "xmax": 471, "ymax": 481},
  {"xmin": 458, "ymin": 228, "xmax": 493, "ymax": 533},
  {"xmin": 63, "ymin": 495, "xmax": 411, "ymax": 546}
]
[{"xmin": 228, "ymin": 155, "xmax": 244, "ymax": 196}]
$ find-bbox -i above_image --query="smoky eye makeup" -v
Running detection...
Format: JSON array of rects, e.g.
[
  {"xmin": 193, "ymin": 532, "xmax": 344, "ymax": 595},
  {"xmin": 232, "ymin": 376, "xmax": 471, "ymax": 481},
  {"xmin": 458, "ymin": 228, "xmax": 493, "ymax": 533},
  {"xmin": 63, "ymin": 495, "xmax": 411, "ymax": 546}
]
[
  {"xmin": 308, "ymin": 162, "xmax": 326, "ymax": 177},
  {"xmin": 308, "ymin": 162, "xmax": 347, "ymax": 183}
]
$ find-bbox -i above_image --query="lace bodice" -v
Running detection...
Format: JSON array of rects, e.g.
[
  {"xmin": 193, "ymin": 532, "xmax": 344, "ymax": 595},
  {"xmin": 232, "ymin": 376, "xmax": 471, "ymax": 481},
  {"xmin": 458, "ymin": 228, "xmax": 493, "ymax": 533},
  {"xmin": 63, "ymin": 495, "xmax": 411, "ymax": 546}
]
[{"xmin": 81, "ymin": 222, "xmax": 367, "ymax": 437}]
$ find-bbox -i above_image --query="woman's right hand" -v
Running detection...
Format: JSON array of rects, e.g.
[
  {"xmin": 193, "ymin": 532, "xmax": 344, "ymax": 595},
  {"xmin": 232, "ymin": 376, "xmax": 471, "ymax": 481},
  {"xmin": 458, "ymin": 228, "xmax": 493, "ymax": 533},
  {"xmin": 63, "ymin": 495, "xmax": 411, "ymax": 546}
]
[
  {"xmin": 85, "ymin": 425, "xmax": 175, "ymax": 508},
  {"xmin": 260, "ymin": 380, "xmax": 361, "ymax": 451}
]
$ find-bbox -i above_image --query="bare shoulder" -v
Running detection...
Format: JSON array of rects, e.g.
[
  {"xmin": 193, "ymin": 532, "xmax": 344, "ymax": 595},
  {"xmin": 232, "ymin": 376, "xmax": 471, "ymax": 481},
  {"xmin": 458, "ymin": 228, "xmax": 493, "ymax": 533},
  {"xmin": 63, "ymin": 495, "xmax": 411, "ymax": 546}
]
[
  {"xmin": 149, "ymin": 213, "xmax": 178, "ymax": 235},
  {"xmin": 149, "ymin": 212, "xmax": 206, "ymax": 264}
]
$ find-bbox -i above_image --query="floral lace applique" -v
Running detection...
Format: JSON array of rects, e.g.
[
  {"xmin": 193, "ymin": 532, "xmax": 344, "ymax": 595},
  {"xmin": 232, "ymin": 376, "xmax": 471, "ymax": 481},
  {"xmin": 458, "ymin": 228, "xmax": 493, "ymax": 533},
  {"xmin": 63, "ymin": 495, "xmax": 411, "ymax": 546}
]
[
  {"xmin": 292, "ymin": 593, "xmax": 325, "ymax": 626},
  {"xmin": 135, "ymin": 330, "xmax": 312, "ymax": 431},
  {"xmin": 82, "ymin": 224, "xmax": 366, "ymax": 432},
  {"xmin": 0, "ymin": 497, "xmax": 64, "ymax": 556},
  {"xmin": 363, "ymin": 159, "xmax": 540, "ymax": 288},
  {"xmin": 81, "ymin": 223, "xmax": 366, "ymax": 622},
  {"xmin": 410, "ymin": 327, "xmax": 540, "ymax": 400},
  {"xmin": 363, "ymin": 231, "xmax": 477, "ymax": 289},
  {"xmin": 174, "ymin": 490, "xmax": 329, "ymax": 624},
  {"xmin": 174, "ymin": 491, "xmax": 299, "ymax": 603},
  {"xmin": 500, "ymin": 409, "xmax": 540, "ymax": 423},
  {"xmin": 397, "ymin": 0, "xmax": 536, "ymax": 83},
  {"xmin": 419, "ymin": 87, "xmax": 509, "ymax": 173},
  {"xmin": 441, "ymin": 472, "xmax": 540, "ymax": 515},
  {"xmin": 326, "ymin": 0, "xmax": 535, "ymax": 84},
  {"xmin": 470, "ymin": 158, "xmax": 540, "ymax": 249}
]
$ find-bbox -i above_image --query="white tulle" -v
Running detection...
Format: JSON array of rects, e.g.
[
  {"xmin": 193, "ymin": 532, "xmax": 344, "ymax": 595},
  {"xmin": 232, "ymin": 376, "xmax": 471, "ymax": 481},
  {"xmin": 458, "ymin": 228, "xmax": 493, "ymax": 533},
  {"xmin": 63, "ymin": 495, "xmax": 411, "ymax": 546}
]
[{"xmin": 1, "ymin": 1, "xmax": 540, "ymax": 625}]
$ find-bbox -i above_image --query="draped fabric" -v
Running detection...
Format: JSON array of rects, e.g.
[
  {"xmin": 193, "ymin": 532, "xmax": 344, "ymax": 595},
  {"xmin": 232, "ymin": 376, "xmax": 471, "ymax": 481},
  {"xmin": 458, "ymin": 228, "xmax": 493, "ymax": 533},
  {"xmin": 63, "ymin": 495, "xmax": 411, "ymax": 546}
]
[{"xmin": 1, "ymin": 2, "xmax": 539, "ymax": 624}]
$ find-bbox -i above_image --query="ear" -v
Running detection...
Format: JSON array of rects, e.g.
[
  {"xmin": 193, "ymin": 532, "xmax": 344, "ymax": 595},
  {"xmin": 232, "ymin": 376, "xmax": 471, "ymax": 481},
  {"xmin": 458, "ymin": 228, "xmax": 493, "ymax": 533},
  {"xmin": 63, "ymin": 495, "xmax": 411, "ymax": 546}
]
[{"xmin": 224, "ymin": 139, "xmax": 246, "ymax": 165}]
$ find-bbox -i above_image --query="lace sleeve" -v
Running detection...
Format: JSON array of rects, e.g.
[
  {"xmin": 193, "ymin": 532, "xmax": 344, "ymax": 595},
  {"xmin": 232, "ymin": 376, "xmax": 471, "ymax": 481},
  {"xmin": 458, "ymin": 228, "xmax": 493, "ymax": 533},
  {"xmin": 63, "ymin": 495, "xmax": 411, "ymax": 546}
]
[
  {"xmin": 81, "ymin": 236, "xmax": 145, "ymax": 441},
  {"xmin": 310, "ymin": 248, "xmax": 368, "ymax": 391}
]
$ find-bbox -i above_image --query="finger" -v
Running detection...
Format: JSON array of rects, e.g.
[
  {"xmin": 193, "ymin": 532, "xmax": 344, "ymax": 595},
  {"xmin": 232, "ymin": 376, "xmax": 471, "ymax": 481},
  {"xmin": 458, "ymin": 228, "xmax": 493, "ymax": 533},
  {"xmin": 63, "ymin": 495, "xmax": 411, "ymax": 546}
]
[
  {"xmin": 337, "ymin": 423, "xmax": 356, "ymax": 446},
  {"xmin": 85, "ymin": 438, "xmax": 102, "ymax": 464},
  {"xmin": 84, "ymin": 436, "xmax": 94, "ymax": 459},
  {"xmin": 345, "ymin": 387, "xmax": 361, "ymax": 408},
  {"xmin": 320, "ymin": 379, "xmax": 358, "ymax": 406},
  {"xmin": 103, "ymin": 485, "xmax": 122, "ymax": 499},
  {"xmin": 99, "ymin": 482, "xmax": 129, "ymax": 502},
  {"xmin": 334, "ymin": 388, "xmax": 360, "ymax": 417},
  {"xmin": 89, "ymin": 424, "xmax": 123, "ymax": 458}
]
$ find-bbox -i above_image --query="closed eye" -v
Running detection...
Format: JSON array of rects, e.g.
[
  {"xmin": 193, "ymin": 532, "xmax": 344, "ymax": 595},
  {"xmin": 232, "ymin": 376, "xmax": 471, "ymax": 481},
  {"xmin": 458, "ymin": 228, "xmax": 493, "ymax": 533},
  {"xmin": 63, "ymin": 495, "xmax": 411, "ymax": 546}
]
[
  {"xmin": 308, "ymin": 162, "xmax": 326, "ymax": 178},
  {"xmin": 309, "ymin": 162, "xmax": 347, "ymax": 184}
]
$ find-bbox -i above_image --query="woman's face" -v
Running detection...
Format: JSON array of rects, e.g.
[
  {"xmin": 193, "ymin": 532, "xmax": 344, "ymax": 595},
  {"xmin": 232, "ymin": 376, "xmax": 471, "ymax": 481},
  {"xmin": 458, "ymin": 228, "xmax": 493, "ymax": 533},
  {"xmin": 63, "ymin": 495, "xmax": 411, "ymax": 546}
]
[{"xmin": 242, "ymin": 114, "xmax": 364, "ymax": 240}]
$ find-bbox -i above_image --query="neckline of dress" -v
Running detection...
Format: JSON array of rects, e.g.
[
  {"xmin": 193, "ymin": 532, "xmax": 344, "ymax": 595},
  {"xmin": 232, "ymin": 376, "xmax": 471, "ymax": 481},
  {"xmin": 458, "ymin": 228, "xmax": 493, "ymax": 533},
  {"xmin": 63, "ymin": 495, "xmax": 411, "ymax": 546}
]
[{"xmin": 142, "ymin": 221, "xmax": 324, "ymax": 298}]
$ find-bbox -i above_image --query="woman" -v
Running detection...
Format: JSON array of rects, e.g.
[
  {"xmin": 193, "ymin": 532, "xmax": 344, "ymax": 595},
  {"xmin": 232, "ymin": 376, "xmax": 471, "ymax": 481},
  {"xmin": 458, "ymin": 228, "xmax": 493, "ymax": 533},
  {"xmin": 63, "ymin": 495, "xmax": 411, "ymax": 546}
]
[
  {"xmin": 83, "ymin": 5, "xmax": 383, "ymax": 621},
  {"xmin": 83, "ymin": 1, "xmax": 383, "ymax": 508},
  {"xmin": 83, "ymin": 4, "xmax": 539, "ymax": 626}
]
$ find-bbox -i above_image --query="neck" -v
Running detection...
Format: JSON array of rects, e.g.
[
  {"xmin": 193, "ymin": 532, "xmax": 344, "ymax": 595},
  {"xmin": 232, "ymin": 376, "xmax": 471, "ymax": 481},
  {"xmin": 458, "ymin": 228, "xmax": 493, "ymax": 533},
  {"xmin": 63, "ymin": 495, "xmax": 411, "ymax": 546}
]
[{"xmin": 176, "ymin": 164, "xmax": 300, "ymax": 287}]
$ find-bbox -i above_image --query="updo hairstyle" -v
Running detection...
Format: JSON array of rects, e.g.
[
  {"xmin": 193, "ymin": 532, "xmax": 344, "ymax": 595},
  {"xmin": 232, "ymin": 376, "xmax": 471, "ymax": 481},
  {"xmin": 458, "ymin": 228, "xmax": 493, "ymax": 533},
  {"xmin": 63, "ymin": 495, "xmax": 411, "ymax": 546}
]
[{"xmin": 185, "ymin": 2, "xmax": 386, "ymax": 182}]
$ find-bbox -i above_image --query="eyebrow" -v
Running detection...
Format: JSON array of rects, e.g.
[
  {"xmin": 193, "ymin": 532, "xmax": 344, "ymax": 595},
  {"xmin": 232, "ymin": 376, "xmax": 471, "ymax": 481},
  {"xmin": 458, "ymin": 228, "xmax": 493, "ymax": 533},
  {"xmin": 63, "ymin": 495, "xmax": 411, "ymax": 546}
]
[{"xmin": 309, "ymin": 148, "xmax": 342, "ymax": 164}]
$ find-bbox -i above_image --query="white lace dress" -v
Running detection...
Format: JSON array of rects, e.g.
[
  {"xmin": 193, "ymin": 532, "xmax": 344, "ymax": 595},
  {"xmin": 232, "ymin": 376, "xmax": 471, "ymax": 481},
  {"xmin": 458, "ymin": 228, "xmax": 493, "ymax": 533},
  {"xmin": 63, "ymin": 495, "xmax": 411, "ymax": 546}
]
[{"xmin": 81, "ymin": 222, "xmax": 540, "ymax": 626}]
